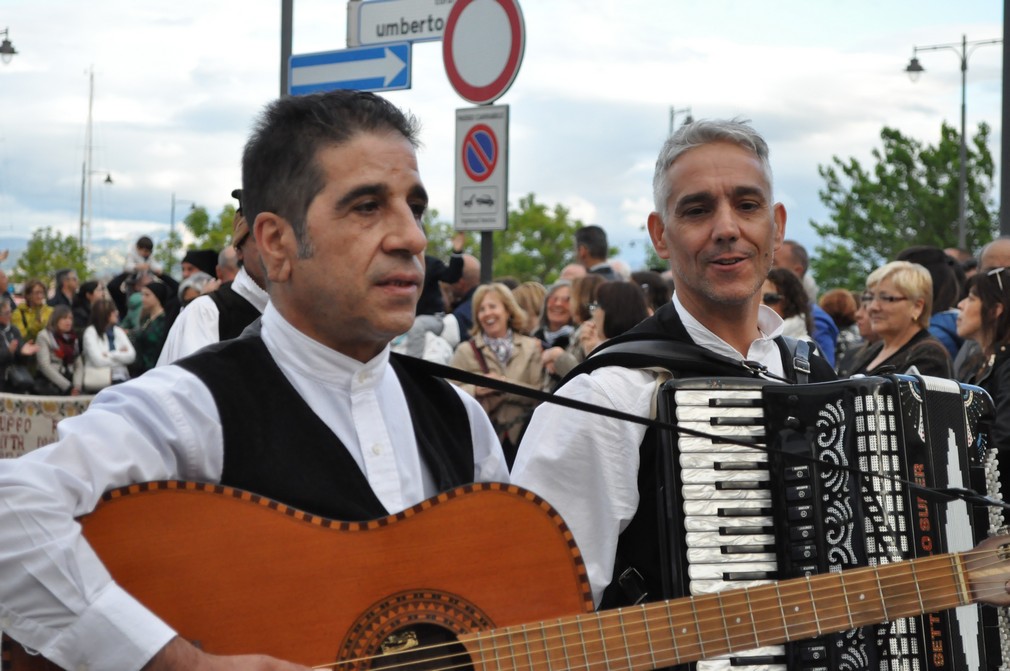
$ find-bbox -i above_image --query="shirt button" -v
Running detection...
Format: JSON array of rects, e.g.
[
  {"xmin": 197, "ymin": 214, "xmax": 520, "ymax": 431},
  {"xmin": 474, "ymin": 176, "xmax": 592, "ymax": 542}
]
[
  {"xmin": 371, "ymin": 443, "xmax": 382, "ymax": 456},
  {"xmin": 357, "ymin": 371, "xmax": 371, "ymax": 383}
]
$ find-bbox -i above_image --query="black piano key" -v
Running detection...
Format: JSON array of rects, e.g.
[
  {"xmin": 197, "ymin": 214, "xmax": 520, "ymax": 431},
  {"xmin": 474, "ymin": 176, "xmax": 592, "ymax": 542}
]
[
  {"xmin": 714, "ymin": 461, "xmax": 762, "ymax": 471},
  {"xmin": 720, "ymin": 526, "xmax": 773, "ymax": 535},
  {"xmin": 716, "ymin": 481, "xmax": 771, "ymax": 491},
  {"xmin": 729, "ymin": 655, "xmax": 785, "ymax": 666},
  {"xmin": 725, "ymin": 571, "xmax": 777, "ymax": 581},
  {"xmin": 719, "ymin": 507, "xmax": 772, "ymax": 517},
  {"xmin": 722, "ymin": 544, "xmax": 775, "ymax": 554}
]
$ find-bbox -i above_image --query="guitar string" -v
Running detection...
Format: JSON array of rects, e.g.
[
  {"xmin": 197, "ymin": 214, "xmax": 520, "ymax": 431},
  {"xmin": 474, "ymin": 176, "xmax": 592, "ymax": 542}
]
[{"xmin": 307, "ymin": 547, "xmax": 1010, "ymax": 671}]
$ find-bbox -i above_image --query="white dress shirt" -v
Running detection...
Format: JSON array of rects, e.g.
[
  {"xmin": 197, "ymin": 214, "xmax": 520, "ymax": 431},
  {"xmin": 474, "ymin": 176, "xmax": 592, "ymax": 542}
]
[
  {"xmin": 0, "ymin": 304, "xmax": 508, "ymax": 670},
  {"xmin": 156, "ymin": 267, "xmax": 269, "ymax": 366},
  {"xmin": 511, "ymin": 293, "xmax": 784, "ymax": 606}
]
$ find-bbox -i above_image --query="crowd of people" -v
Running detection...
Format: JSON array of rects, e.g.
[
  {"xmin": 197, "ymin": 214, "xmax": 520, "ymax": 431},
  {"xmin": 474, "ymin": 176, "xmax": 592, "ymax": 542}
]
[
  {"xmin": 0, "ymin": 204, "xmax": 265, "ymax": 395},
  {"xmin": 1, "ymin": 90, "xmax": 1010, "ymax": 670}
]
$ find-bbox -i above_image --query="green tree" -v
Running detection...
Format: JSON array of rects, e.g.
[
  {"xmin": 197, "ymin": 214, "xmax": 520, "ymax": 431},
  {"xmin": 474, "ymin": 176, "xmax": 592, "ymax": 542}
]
[
  {"xmin": 810, "ymin": 122, "xmax": 997, "ymax": 290},
  {"xmin": 491, "ymin": 193, "xmax": 584, "ymax": 283},
  {"xmin": 153, "ymin": 230, "xmax": 184, "ymax": 275},
  {"xmin": 184, "ymin": 204, "xmax": 237, "ymax": 253},
  {"xmin": 11, "ymin": 227, "xmax": 90, "ymax": 284}
]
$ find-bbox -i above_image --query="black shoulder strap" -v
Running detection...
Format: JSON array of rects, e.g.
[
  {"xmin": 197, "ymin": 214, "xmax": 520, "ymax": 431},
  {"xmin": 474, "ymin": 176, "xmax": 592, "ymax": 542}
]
[
  {"xmin": 558, "ymin": 337, "xmax": 757, "ymax": 388},
  {"xmin": 782, "ymin": 336, "xmax": 811, "ymax": 384}
]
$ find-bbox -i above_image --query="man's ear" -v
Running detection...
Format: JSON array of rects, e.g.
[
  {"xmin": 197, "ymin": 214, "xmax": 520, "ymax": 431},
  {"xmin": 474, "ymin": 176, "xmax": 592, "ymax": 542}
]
[
  {"xmin": 255, "ymin": 212, "xmax": 295, "ymax": 283},
  {"xmin": 647, "ymin": 212, "xmax": 670, "ymax": 260},
  {"xmin": 772, "ymin": 202, "xmax": 787, "ymax": 253}
]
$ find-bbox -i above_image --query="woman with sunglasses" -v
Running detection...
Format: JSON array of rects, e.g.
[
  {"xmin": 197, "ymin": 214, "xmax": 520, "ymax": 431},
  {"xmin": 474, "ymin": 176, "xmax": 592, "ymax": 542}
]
[
  {"xmin": 956, "ymin": 267, "xmax": 1010, "ymax": 487},
  {"xmin": 761, "ymin": 268, "xmax": 812, "ymax": 338},
  {"xmin": 846, "ymin": 260, "xmax": 952, "ymax": 377}
]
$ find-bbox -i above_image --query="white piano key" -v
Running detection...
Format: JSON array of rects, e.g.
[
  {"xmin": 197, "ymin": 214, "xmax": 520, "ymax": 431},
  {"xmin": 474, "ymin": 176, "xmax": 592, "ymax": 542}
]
[
  {"xmin": 685, "ymin": 531, "xmax": 776, "ymax": 547},
  {"xmin": 680, "ymin": 468, "xmax": 770, "ymax": 484},
  {"xmin": 679, "ymin": 452, "xmax": 769, "ymax": 468},
  {"xmin": 676, "ymin": 406, "xmax": 765, "ymax": 421},
  {"xmin": 687, "ymin": 561, "xmax": 779, "ymax": 579},
  {"xmin": 681, "ymin": 485, "xmax": 772, "ymax": 500},
  {"xmin": 687, "ymin": 548, "xmax": 776, "ymax": 564},
  {"xmin": 689, "ymin": 578, "xmax": 779, "ymax": 594},
  {"xmin": 683, "ymin": 515, "xmax": 773, "ymax": 531}
]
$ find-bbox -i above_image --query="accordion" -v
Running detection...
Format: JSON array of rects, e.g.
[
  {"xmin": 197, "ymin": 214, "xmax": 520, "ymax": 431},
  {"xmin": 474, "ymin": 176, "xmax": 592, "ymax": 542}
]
[{"xmin": 655, "ymin": 374, "xmax": 1006, "ymax": 671}]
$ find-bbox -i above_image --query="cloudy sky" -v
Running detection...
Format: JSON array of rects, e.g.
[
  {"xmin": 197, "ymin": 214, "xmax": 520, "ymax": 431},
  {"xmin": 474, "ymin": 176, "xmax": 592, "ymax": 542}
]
[{"xmin": 0, "ymin": 0, "xmax": 1003, "ymax": 277}]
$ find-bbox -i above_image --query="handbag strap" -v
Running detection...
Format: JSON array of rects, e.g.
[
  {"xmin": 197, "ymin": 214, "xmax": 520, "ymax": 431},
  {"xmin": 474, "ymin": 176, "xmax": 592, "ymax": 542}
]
[{"xmin": 468, "ymin": 339, "xmax": 490, "ymax": 374}]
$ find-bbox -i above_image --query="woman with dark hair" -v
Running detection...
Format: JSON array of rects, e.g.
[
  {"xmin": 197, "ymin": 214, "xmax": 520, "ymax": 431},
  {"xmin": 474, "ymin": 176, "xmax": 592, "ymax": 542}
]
[
  {"xmin": 72, "ymin": 280, "xmax": 106, "ymax": 334},
  {"xmin": 579, "ymin": 281, "xmax": 650, "ymax": 355},
  {"xmin": 13, "ymin": 278, "xmax": 53, "ymax": 343},
  {"xmin": 630, "ymin": 270, "xmax": 673, "ymax": 313},
  {"xmin": 128, "ymin": 282, "xmax": 169, "ymax": 376},
  {"xmin": 761, "ymin": 267, "xmax": 812, "ymax": 338},
  {"xmin": 81, "ymin": 298, "xmax": 136, "ymax": 392},
  {"xmin": 819, "ymin": 288, "xmax": 859, "ymax": 368},
  {"xmin": 956, "ymin": 267, "xmax": 1010, "ymax": 493},
  {"xmin": 33, "ymin": 305, "xmax": 81, "ymax": 395}
]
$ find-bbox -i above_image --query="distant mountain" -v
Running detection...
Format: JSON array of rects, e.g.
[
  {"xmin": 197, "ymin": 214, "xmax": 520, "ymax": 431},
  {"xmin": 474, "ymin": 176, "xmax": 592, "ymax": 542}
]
[{"xmin": 0, "ymin": 236, "xmax": 148, "ymax": 280}]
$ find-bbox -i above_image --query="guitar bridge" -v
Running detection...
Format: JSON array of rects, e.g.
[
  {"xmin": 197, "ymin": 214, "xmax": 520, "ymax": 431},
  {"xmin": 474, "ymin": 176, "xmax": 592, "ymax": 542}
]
[{"xmin": 381, "ymin": 631, "xmax": 418, "ymax": 655}]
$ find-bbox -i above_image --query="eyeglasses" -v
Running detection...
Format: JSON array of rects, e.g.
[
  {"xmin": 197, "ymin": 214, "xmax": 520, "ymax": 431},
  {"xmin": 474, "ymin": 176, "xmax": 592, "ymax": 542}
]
[
  {"xmin": 587, "ymin": 302, "xmax": 600, "ymax": 314},
  {"xmin": 762, "ymin": 292, "xmax": 783, "ymax": 305},
  {"xmin": 860, "ymin": 292, "xmax": 908, "ymax": 305},
  {"xmin": 987, "ymin": 267, "xmax": 1006, "ymax": 292}
]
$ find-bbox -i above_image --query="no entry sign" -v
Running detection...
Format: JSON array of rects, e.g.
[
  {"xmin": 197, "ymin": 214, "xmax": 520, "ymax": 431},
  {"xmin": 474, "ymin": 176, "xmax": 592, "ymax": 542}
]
[{"xmin": 442, "ymin": 0, "xmax": 525, "ymax": 105}]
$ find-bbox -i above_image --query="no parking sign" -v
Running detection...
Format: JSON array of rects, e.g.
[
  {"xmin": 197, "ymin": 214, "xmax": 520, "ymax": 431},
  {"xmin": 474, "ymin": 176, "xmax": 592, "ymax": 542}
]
[{"xmin": 455, "ymin": 105, "xmax": 508, "ymax": 231}]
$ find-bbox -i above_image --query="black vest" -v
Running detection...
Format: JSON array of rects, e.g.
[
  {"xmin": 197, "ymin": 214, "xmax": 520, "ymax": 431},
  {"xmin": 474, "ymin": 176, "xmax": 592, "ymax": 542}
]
[
  {"xmin": 177, "ymin": 336, "xmax": 475, "ymax": 521},
  {"xmin": 208, "ymin": 281, "xmax": 262, "ymax": 342},
  {"xmin": 566, "ymin": 304, "xmax": 837, "ymax": 608}
]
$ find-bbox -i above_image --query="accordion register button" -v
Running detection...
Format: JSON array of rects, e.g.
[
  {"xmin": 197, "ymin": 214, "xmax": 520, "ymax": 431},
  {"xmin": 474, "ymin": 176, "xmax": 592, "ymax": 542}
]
[
  {"xmin": 787, "ymin": 505, "xmax": 812, "ymax": 521},
  {"xmin": 790, "ymin": 525, "xmax": 814, "ymax": 541},
  {"xmin": 785, "ymin": 465, "xmax": 810, "ymax": 481},
  {"xmin": 790, "ymin": 544, "xmax": 817, "ymax": 561},
  {"xmin": 786, "ymin": 485, "xmax": 811, "ymax": 501}
]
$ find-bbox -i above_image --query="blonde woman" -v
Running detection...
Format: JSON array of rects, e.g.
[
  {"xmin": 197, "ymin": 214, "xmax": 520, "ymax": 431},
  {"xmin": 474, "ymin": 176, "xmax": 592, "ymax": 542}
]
[
  {"xmin": 451, "ymin": 282, "xmax": 545, "ymax": 466},
  {"xmin": 846, "ymin": 261, "xmax": 952, "ymax": 377}
]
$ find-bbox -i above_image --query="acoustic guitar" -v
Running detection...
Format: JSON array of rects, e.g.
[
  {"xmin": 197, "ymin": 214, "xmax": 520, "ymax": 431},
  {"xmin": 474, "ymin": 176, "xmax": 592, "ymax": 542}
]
[{"xmin": 4, "ymin": 481, "xmax": 1010, "ymax": 670}]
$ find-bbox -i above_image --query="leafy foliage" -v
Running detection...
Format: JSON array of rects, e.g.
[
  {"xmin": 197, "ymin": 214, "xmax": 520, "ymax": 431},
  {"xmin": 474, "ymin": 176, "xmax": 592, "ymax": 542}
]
[
  {"xmin": 183, "ymin": 204, "xmax": 237, "ymax": 252},
  {"xmin": 810, "ymin": 122, "xmax": 997, "ymax": 290},
  {"xmin": 11, "ymin": 227, "xmax": 90, "ymax": 284},
  {"xmin": 491, "ymin": 193, "xmax": 584, "ymax": 283}
]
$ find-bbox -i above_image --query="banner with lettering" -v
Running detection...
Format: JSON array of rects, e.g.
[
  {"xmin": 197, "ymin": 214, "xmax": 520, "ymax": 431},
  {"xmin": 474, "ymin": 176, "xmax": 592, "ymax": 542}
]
[{"xmin": 0, "ymin": 393, "xmax": 94, "ymax": 458}]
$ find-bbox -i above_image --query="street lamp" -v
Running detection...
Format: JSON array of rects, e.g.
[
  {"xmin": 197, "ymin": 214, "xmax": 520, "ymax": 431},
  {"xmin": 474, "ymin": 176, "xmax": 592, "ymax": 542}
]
[
  {"xmin": 169, "ymin": 193, "xmax": 196, "ymax": 275},
  {"xmin": 0, "ymin": 28, "xmax": 16, "ymax": 65},
  {"xmin": 669, "ymin": 106, "xmax": 694, "ymax": 136},
  {"xmin": 905, "ymin": 34, "xmax": 1002, "ymax": 250}
]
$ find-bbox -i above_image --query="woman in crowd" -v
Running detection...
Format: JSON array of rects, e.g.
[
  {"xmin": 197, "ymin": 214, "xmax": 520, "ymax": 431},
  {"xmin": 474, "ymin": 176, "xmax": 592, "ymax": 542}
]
[
  {"xmin": 578, "ymin": 280, "xmax": 650, "ymax": 355},
  {"xmin": 631, "ymin": 270, "xmax": 673, "ymax": 314},
  {"xmin": 81, "ymin": 298, "xmax": 136, "ymax": 392},
  {"xmin": 128, "ymin": 282, "xmax": 169, "ymax": 376},
  {"xmin": 819, "ymin": 288, "xmax": 860, "ymax": 367},
  {"xmin": 845, "ymin": 260, "xmax": 952, "ymax": 377},
  {"xmin": 511, "ymin": 281, "xmax": 546, "ymax": 336},
  {"xmin": 541, "ymin": 273, "xmax": 605, "ymax": 380},
  {"xmin": 0, "ymin": 300, "xmax": 38, "ymax": 393},
  {"xmin": 761, "ymin": 267, "xmax": 812, "ymax": 338},
  {"xmin": 177, "ymin": 271, "xmax": 215, "ymax": 308},
  {"xmin": 533, "ymin": 280, "xmax": 574, "ymax": 350},
  {"xmin": 72, "ymin": 280, "xmax": 106, "ymax": 334},
  {"xmin": 451, "ymin": 282, "xmax": 545, "ymax": 468},
  {"xmin": 13, "ymin": 278, "xmax": 53, "ymax": 343},
  {"xmin": 33, "ymin": 305, "xmax": 81, "ymax": 395},
  {"xmin": 956, "ymin": 267, "xmax": 1010, "ymax": 491},
  {"xmin": 836, "ymin": 292, "xmax": 880, "ymax": 377}
]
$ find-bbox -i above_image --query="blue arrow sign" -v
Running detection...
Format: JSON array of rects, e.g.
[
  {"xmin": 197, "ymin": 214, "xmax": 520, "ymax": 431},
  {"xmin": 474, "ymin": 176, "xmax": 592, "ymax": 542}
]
[{"xmin": 289, "ymin": 43, "xmax": 411, "ymax": 96}]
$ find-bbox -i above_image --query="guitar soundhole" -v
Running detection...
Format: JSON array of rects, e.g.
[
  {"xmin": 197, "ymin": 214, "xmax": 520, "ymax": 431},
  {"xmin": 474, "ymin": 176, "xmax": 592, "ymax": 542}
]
[{"xmin": 336, "ymin": 589, "xmax": 494, "ymax": 671}]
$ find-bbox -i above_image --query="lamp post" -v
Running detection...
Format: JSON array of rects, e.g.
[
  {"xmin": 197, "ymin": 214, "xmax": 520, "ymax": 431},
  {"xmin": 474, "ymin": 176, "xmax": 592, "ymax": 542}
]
[
  {"xmin": 0, "ymin": 28, "xmax": 16, "ymax": 64},
  {"xmin": 169, "ymin": 193, "xmax": 196, "ymax": 275},
  {"xmin": 669, "ymin": 106, "xmax": 694, "ymax": 135},
  {"xmin": 905, "ymin": 34, "xmax": 1002, "ymax": 250},
  {"xmin": 77, "ymin": 67, "xmax": 113, "ymax": 258}
]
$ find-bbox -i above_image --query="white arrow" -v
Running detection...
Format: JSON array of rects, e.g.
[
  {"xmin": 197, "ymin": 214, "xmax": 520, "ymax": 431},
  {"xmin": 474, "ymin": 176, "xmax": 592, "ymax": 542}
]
[{"xmin": 292, "ymin": 48, "xmax": 406, "ymax": 88}]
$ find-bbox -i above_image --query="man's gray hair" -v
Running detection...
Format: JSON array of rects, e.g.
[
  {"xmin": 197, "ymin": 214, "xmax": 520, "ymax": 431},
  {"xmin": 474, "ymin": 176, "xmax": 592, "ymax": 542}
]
[{"xmin": 652, "ymin": 118, "xmax": 773, "ymax": 217}]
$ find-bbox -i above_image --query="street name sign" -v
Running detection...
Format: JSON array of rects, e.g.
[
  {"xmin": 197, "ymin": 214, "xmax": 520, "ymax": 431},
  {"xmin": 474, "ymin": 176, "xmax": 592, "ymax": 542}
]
[
  {"xmin": 288, "ymin": 43, "xmax": 411, "ymax": 96},
  {"xmin": 455, "ymin": 105, "xmax": 508, "ymax": 231},
  {"xmin": 347, "ymin": 0, "xmax": 454, "ymax": 47}
]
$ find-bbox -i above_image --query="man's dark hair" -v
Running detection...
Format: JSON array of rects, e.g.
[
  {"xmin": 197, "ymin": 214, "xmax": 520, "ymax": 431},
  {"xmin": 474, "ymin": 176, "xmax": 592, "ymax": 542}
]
[
  {"xmin": 575, "ymin": 225, "xmax": 608, "ymax": 260},
  {"xmin": 242, "ymin": 90, "xmax": 420, "ymax": 255},
  {"xmin": 782, "ymin": 240, "xmax": 809, "ymax": 273},
  {"xmin": 54, "ymin": 268, "xmax": 74, "ymax": 290},
  {"xmin": 896, "ymin": 244, "xmax": 965, "ymax": 312}
]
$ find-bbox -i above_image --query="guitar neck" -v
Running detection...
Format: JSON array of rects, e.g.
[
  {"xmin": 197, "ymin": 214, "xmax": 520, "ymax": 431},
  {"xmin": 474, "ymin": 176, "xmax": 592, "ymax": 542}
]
[{"xmin": 464, "ymin": 552, "xmax": 968, "ymax": 671}]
